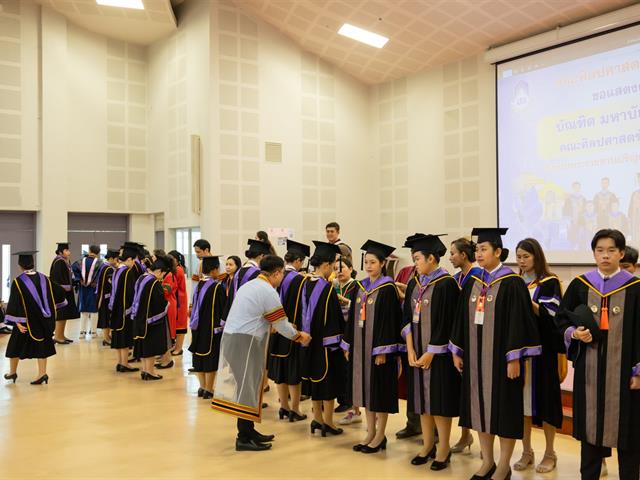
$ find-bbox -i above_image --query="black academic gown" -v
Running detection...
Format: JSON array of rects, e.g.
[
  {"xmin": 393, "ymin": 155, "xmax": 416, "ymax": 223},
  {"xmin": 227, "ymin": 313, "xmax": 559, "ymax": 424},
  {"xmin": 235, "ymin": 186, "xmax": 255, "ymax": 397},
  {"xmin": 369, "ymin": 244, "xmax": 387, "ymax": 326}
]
[
  {"xmin": 96, "ymin": 264, "xmax": 114, "ymax": 329},
  {"xmin": 526, "ymin": 276, "xmax": 564, "ymax": 428},
  {"xmin": 450, "ymin": 268, "xmax": 541, "ymax": 439},
  {"xmin": 402, "ymin": 272, "xmax": 461, "ymax": 417},
  {"xmin": 132, "ymin": 274, "xmax": 170, "ymax": 358},
  {"xmin": 556, "ymin": 273, "xmax": 640, "ymax": 450},
  {"xmin": 189, "ymin": 279, "xmax": 226, "ymax": 372},
  {"xmin": 5, "ymin": 272, "xmax": 66, "ymax": 359},
  {"xmin": 110, "ymin": 266, "xmax": 141, "ymax": 349},
  {"xmin": 268, "ymin": 270, "xmax": 307, "ymax": 384},
  {"xmin": 342, "ymin": 278, "xmax": 402, "ymax": 413},
  {"xmin": 223, "ymin": 263, "xmax": 260, "ymax": 319},
  {"xmin": 49, "ymin": 256, "xmax": 80, "ymax": 320},
  {"xmin": 299, "ymin": 277, "xmax": 345, "ymax": 401}
]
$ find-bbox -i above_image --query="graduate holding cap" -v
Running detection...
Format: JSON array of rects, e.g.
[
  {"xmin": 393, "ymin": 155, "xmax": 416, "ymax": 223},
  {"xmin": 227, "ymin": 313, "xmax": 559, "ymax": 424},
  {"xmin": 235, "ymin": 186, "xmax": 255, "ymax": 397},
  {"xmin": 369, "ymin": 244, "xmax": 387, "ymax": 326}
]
[
  {"xmin": 401, "ymin": 234, "xmax": 460, "ymax": 470},
  {"xmin": 449, "ymin": 227, "xmax": 541, "ymax": 480},
  {"xmin": 268, "ymin": 239, "xmax": 310, "ymax": 422},
  {"xmin": 50, "ymin": 242, "xmax": 80, "ymax": 344},
  {"xmin": 4, "ymin": 251, "xmax": 67, "ymax": 385},
  {"xmin": 189, "ymin": 255, "xmax": 226, "ymax": 398},
  {"xmin": 556, "ymin": 229, "xmax": 640, "ymax": 480},
  {"xmin": 342, "ymin": 240, "xmax": 402, "ymax": 454},
  {"xmin": 95, "ymin": 249, "xmax": 120, "ymax": 346}
]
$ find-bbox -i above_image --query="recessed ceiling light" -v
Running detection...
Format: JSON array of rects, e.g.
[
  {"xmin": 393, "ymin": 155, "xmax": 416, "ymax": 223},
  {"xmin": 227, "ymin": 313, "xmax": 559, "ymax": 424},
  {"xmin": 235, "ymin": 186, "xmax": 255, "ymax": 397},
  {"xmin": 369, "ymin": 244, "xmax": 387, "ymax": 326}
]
[
  {"xmin": 96, "ymin": 0, "xmax": 144, "ymax": 10},
  {"xmin": 338, "ymin": 23, "xmax": 388, "ymax": 49}
]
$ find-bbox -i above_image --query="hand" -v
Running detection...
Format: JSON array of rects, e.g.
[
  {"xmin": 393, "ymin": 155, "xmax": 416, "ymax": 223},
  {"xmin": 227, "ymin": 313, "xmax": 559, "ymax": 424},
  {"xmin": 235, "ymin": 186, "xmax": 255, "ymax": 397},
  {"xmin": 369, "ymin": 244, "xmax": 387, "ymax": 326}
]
[
  {"xmin": 344, "ymin": 350, "xmax": 349, "ymax": 361},
  {"xmin": 337, "ymin": 294, "xmax": 349, "ymax": 305},
  {"xmin": 631, "ymin": 376, "xmax": 640, "ymax": 390},
  {"xmin": 453, "ymin": 354, "xmax": 463, "ymax": 373},
  {"xmin": 297, "ymin": 331, "xmax": 311, "ymax": 347},
  {"xmin": 507, "ymin": 359, "xmax": 520, "ymax": 379},
  {"xmin": 573, "ymin": 326, "xmax": 593, "ymax": 343},
  {"xmin": 375, "ymin": 354, "xmax": 387, "ymax": 365},
  {"xmin": 395, "ymin": 282, "xmax": 407, "ymax": 292},
  {"xmin": 407, "ymin": 349, "xmax": 418, "ymax": 367},
  {"xmin": 16, "ymin": 323, "xmax": 27, "ymax": 334},
  {"xmin": 417, "ymin": 352, "xmax": 434, "ymax": 370},
  {"xmin": 191, "ymin": 274, "xmax": 200, "ymax": 282}
]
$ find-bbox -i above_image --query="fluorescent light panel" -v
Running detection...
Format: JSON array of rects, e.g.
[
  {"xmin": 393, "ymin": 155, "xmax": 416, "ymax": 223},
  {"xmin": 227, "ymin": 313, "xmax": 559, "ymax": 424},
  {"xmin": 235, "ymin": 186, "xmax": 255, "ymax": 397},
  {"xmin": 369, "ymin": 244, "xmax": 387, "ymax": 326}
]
[
  {"xmin": 338, "ymin": 23, "xmax": 388, "ymax": 49},
  {"xmin": 96, "ymin": 0, "xmax": 144, "ymax": 10}
]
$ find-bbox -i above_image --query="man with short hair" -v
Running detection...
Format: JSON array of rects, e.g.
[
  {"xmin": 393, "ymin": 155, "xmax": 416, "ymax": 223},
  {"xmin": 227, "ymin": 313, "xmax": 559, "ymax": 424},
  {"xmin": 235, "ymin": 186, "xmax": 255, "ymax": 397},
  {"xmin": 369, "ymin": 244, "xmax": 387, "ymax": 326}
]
[
  {"xmin": 212, "ymin": 255, "xmax": 311, "ymax": 451},
  {"xmin": 192, "ymin": 239, "xmax": 212, "ymax": 282},
  {"xmin": 325, "ymin": 222, "xmax": 352, "ymax": 263}
]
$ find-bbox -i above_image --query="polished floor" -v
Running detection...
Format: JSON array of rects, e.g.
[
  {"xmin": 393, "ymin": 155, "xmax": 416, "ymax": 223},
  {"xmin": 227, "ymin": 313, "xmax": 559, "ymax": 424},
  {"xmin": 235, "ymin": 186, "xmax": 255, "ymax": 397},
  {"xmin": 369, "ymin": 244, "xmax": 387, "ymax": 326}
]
[{"xmin": 0, "ymin": 324, "xmax": 618, "ymax": 480}]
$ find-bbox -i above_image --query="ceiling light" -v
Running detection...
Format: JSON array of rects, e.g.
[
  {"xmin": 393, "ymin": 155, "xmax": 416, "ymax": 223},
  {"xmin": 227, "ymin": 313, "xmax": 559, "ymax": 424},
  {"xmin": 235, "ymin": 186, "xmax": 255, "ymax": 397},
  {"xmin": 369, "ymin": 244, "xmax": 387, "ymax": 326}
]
[
  {"xmin": 96, "ymin": 0, "xmax": 144, "ymax": 9},
  {"xmin": 338, "ymin": 23, "xmax": 388, "ymax": 49}
]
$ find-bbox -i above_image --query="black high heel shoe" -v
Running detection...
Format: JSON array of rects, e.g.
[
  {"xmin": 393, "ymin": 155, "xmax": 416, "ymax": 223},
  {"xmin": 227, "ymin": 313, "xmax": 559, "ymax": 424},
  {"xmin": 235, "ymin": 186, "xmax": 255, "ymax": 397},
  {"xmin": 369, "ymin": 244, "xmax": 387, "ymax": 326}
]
[
  {"xmin": 360, "ymin": 436, "xmax": 387, "ymax": 454},
  {"xmin": 431, "ymin": 451, "xmax": 452, "ymax": 471},
  {"xmin": 321, "ymin": 424, "xmax": 343, "ymax": 437},
  {"xmin": 4, "ymin": 373, "xmax": 17, "ymax": 383},
  {"xmin": 197, "ymin": 388, "xmax": 204, "ymax": 397},
  {"xmin": 470, "ymin": 463, "xmax": 496, "ymax": 480},
  {"xmin": 353, "ymin": 444, "xmax": 366, "ymax": 452},
  {"xmin": 30, "ymin": 374, "xmax": 49, "ymax": 385},
  {"xmin": 490, "ymin": 468, "xmax": 511, "ymax": 480},
  {"xmin": 202, "ymin": 390, "xmax": 213, "ymax": 399},
  {"xmin": 278, "ymin": 407, "xmax": 290, "ymax": 420},
  {"xmin": 411, "ymin": 445, "xmax": 437, "ymax": 465},
  {"xmin": 102, "ymin": 340, "xmax": 111, "ymax": 346},
  {"xmin": 310, "ymin": 420, "xmax": 323, "ymax": 434},
  {"xmin": 155, "ymin": 360, "xmax": 174, "ymax": 369},
  {"xmin": 143, "ymin": 372, "xmax": 163, "ymax": 381},
  {"xmin": 289, "ymin": 411, "xmax": 307, "ymax": 422}
]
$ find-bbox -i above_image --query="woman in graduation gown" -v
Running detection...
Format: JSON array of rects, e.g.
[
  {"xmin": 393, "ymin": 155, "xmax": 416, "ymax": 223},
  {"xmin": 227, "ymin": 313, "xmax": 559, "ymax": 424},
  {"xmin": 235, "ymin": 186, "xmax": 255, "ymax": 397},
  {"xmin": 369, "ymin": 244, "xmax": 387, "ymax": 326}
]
[
  {"xmin": 168, "ymin": 250, "xmax": 188, "ymax": 356},
  {"xmin": 132, "ymin": 255, "xmax": 172, "ymax": 380},
  {"xmin": 556, "ymin": 229, "xmax": 640, "ymax": 480},
  {"xmin": 514, "ymin": 238, "xmax": 564, "ymax": 474},
  {"xmin": 225, "ymin": 239, "xmax": 270, "ymax": 312},
  {"xmin": 301, "ymin": 241, "xmax": 346, "ymax": 436},
  {"xmin": 4, "ymin": 251, "xmax": 67, "ymax": 384},
  {"xmin": 95, "ymin": 249, "xmax": 119, "ymax": 346},
  {"xmin": 268, "ymin": 240, "xmax": 310, "ymax": 422},
  {"xmin": 189, "ymin": 256, "xmax": 226, "ymax": 398},
  {"xmin": 50, "ymin": 242, "xmax": 80, "ymax": 344},
  {"xmin": 342, "ymin": 240, "xmax": 402, "ymax": 454},
  {"xmin": 401, "ymin": 234, "xmax": 460, "ymax": 470},
  {"xmin": 449, "ymin": 237, "xmax": 483, "ymax": 453},
  {"xmin": 109, "ymin": 244, "xmax": 142, "ymax": 373},
  {"xmin": 449, "ymin": 227, "xmax": 541, "ymax": 480}
]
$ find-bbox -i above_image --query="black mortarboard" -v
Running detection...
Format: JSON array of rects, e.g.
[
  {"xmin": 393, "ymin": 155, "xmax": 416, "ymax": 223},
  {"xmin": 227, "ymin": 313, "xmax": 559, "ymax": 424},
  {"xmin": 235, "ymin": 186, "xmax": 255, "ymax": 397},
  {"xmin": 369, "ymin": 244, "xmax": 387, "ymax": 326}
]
[
  {"xmin": 151, "ymin": 255, "xmax": 172, "ymax": 273},
  {"xmin": 402, "ymin": 233, "xmax": 425, "ymax": 248},
  {"xmin": 246, "ymin": 239, "xmax": 271, "ymax": 256},
  {"xmin": 404, "ymin": 234, "xmax": 447, "ymax": 257},
  {"xmin": 361, "ymin": 240, "xmax": 395, "ymax": 259},
  {"xmin": 471, "ymin": 227, "xmax": 509, "ymax": 247},
  {"xmin": 564, "ymin": 304, "xmax": 602, "ymax": 343},
  {"xmin": 13, "ymin": 251, "xmax": 37, "ymax": 268},
  {"xmin": 119, "ymin": 245, "xmax": 139, "ymax": 261},
  {"xmin": 105, "ymin": 249, "xmax": 119, "ymax": 259},
  {"xmin": 286, "ymin": 239, "xmax": 311, "ymax": 258},
  {"xmin": 201, "ymin": 256, "xmax": 221, "ymax": 273},
  {"xmin": 310, "ymin": 241, "xmax": 342, "ymax": 264},
  {"xmin": 56, "ymin": 242, "xmax": 70, "ymax": 252}
]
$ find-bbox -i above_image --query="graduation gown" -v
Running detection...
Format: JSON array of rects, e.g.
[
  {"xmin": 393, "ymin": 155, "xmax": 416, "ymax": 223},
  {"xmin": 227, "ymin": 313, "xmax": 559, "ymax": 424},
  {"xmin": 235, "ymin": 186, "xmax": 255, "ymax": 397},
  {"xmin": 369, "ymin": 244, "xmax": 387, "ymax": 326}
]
[
  {"xmin": 188, "ymin": 278, "xmax": 226, "ymax": 372},
  {"xmin": 556, "ymin": 270, "xmax": 640, "ymax": 450},
  {"xmin": 341, "ymin": 276, "xmax": 402, "ymax": 413},
  {"xmin": 524, "ymin": 276, "xmax": 564, "ymax": 428},
  {"xmin": 132, "ymin": 273, "xmax": 170, "ymax": 358},
  {"xmin": 95, "ymin": 264, "xmax": 114, "ymax": 329},
  {"xmin": 268, "ymin": 268, "xmax": 307, "ymax": 384},
  {"xmin": 223, "ymin": 262, "xmax": 260, "ymax": 317},
  {"xmin": 109, "ymin": 265, "xmax": 141, "ymax": 349},
  {"xmin": 299, "ymin": 276, "xmax": 345, "ymax": 400},
  {"xmin": 401, "ymin": 269, "xmax": 460, "ymax": 417},
  {"xmin": 73, "ymin": 256, "xmax": 101, "ymax": 313},
  {"xmin": 5, "ymin": 272, "xmax": 67, "ymax": 359},
  {"xmin": 49, "ymin": 256, "xmax": 80, "ymax": 320},
  {"xmin": 449, "ymin": 266, "xmax": 541, "ymax": 439}
]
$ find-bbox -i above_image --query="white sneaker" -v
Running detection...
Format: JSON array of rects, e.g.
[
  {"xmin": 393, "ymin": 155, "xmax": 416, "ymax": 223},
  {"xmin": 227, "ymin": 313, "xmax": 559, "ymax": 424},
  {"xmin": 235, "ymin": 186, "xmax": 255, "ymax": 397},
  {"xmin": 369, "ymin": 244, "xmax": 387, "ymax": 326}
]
[{"xmin": 338, "ymin": 411, "xmax": 362, "ymax": 425}]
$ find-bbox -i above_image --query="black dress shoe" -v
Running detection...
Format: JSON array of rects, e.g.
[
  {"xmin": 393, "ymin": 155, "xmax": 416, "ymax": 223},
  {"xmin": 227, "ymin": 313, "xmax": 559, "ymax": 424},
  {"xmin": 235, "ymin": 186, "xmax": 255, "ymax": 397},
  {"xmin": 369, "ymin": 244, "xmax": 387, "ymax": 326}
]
[
  {"xmin": 278, "ymin": 407, "xmax": 290, "ymax": 420},
  {"xmin": 310, "ymin": 420, "xmax": 323, "ymax": 434},
  {"xmin": 470, "ymin": 463, "xmax": 496, "ymax": 480},
  {"xmin": 0, "ymin": 326, "xmax": 13, "ymax": 334},
  {"xmin": 155, "ymin": 360, "xmax": 174, "ymax": 369},
  {"xmin": 353, "ymin": 444, "xmax": 366, "ymax": 452},
  {"xmin": 411, "ymin": 445, "xmax": 437, "ymax": 465},
  {"xmin": 102, "ymin": 340, "xmax": 111, "ymax": 346},
  {"xmin": 4, "ymin": 373, "xmax": 17, "ymax": 383},
  {"xmin": 143, "ymin": 372, "xmax": 163, "ymax": 381},
  {"xmin": 288, "ymin": 411, "xmax": 307, "ymax": 422},
  {"xmin": 116, "ymin": 364, "xmax": 139, "ymax": 372},
  {"xmin": 321, "ymin": 424, "xmax": 343, "ymax": 437},
  {"xmin": 431, "ymin": 452, "xmax": 452, "ymax": 471},
  {"xmin": 30, "ymin": 374, "xmax": 49, "ymax": 385},
  {"xmin": 360, "ymin": 436, "xmax": 387, "ymax": 454},
  {"xmin": 396, "ymin": 426, "xmax": 422, "ymax": 439},
  {"xmin": 202, "ymin": 390, "xmax": 213, "ymax": 399},
  {"xmin": 235, "ymin": 438, "xmax": 272, "ymax": 451},
  {"xmin": 251, "ymin": 431, "xmax": 275, "ymax": 443},
  {"xmin": 171, "ymin": 350, "xmax": 183, "ymax": 356},
  {"xmin": 197, "ymin": 388, "xmax": 204, "ymax": 397},
  {"xmin": 334, "ymin": 404, "xmax": 352, "ymax": 413}
]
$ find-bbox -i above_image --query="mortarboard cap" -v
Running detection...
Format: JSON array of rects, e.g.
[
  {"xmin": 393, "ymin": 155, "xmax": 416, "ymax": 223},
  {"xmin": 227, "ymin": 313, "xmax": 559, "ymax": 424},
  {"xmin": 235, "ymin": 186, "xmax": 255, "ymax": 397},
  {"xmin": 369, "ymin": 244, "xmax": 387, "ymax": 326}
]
[
  {"xmin": 361, "ymin": 240, "xmax": 396, "ymax": 259},
  {"xmin": 246, "ymin": 239, "xmax": 271, "ymax": 256},
  {"xmin": 56, "ymin": 242, "xmax": 70, "ymax": 252},
  {"xmin": 201, "ymin": 256, "xmax": 221, "ymax": 273},
  {"xmin": 119, "ymin": 246, "xmax": 139, "ymax": 261},
  {"xmin": 286, "ymin": 239, "xmax": 311, "ymax": 258},
  {"xmin": 151, "ymin": 255, "xmax": 172, "ymax": 273},
  {"xmin": 105, "ymin": 249, "xmax": 119, "ymax": 259},
  {"xmin": 404, "ymin": 234, "xmax": 447, "ymax": 257},
  {"xmin": 310, "ymin": 240, "xmax": 342, "ymax": 264},
  {"xmin": 402, "ymin": 233, "xmax": 425, "ymax": 248},
  {"xmin": 564, "ymin": 304, "xmax": 602, "ymax": 343},
  {"xmin": 471, "ymin": 227, "xmax": 509, "ymax": 247},
  {"xmin": 13, "ymin": 251, "xmax": 37, "ymax": 268}
]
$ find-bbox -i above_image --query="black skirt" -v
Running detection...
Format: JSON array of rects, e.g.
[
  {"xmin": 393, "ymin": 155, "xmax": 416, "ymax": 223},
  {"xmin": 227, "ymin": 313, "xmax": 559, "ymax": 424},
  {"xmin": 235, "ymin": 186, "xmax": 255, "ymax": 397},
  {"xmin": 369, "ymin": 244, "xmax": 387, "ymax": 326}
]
[
  {"xmin": 110, "ymin": 317, "xmax": 134, "ymax": 349},
  {"xmin": 5, "ymin": 328, "xmax": 56, "ymax": 359},
  {"xmin": 191, "ymin": 333, "xmax": 222, "ymax": 372},
  {"xmin": 137, "ymin": 320, "xmax": 171, "ymax": 358},
  {"xmin": 56, "ymin": 290, "xmax": 80, "ymax": 320},
  {"xmin": 407, "ymin": 354, "xmax": 461, "ymax": 417},
  {"xmin": 268, "ymin": 342, "xmax": 302, "ymax": 384},
  {"xmin": 96, "ymin": 303, "xmax": 111, "ymax": 329},
  {"xmin": 303, "ymin": 349, "xmax": 346, "ymax": 401}
]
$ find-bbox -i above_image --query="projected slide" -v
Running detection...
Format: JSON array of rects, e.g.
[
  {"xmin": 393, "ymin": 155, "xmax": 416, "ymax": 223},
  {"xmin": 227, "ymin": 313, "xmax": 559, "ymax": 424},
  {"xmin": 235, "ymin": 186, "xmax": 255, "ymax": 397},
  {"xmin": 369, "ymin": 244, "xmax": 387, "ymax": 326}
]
[{"xmin": 497, "ymin": 25, "xmax": 640, "ymax": 263}]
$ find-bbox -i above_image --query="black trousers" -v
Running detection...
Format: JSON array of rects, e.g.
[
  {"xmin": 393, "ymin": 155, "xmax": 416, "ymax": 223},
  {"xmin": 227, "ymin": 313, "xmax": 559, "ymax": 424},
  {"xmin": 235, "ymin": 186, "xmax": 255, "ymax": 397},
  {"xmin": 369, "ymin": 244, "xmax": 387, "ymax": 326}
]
[
  {"xmin": 581, "ymin": 442, "xmax": 640, "ymax": 480},
  {"xmin": 237, "ymin": 418, "xmax": 255, "ymax": 441}
]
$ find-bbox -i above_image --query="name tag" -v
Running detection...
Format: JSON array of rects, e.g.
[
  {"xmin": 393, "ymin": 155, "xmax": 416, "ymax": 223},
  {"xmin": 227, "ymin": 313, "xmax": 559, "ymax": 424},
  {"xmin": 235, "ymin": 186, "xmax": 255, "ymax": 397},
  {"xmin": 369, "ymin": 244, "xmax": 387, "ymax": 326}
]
[
  {"xmin": 474, "ymin": 295, "xmax": 486, "ymax": 325},
  {"xmin": 413, "ymin": 300, "xmax": 421, "ymax": 323},
  {"xmin": 358, "ymin": 301, "xmax": 365, "ymax": 328}
]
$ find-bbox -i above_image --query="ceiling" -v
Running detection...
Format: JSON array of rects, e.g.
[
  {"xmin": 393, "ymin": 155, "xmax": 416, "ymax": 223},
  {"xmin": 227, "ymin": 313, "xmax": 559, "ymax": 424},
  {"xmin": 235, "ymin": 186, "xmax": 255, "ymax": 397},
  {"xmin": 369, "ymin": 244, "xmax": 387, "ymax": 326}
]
[
  {"xmin": 37, "ymin": 0, "xmax": 176, "ymax": 45},
  {"xmin": 234, "ymin": 0, "xmax": 637, "ymax": 84}
]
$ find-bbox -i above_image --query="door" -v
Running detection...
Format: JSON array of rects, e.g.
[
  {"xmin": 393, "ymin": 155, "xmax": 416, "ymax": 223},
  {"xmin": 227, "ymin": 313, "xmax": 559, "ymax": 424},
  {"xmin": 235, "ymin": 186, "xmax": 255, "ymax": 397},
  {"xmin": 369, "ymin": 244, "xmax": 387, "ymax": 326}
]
[
  {"xmin": 67, "ymin": 213, "xmax": 129, "ymax": 261},
  {"xmin": 0, "ymin": 211, "xmax": 36, "ymax": 303}
]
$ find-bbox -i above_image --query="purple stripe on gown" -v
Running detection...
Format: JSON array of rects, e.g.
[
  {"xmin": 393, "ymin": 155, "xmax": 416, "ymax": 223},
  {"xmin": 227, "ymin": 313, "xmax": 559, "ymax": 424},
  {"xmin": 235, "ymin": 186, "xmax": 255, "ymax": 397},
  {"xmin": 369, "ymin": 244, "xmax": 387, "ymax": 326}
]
[
  {"xmin": 190, "ymin": 279, "xmax": 216, "ymax": 330},
  {"xmin": 583, "ymin": 269, "xmax": 633, "ymax": 295},
  {"xmin": 19, "ymin": 273, "xmax": 52, "ymax": 318}
]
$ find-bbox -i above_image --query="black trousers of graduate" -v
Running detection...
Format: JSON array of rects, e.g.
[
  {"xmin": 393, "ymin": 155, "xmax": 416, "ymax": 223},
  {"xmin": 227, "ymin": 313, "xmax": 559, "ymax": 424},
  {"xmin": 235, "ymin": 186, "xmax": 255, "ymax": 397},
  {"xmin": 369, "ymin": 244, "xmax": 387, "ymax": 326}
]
[
  {"xmin": 237, "ymin": 419, "xmax": 255, "ymax": 442},
  {"xmin": 581, "ymin": 442, "xmax": 640, "ymax": 480}
]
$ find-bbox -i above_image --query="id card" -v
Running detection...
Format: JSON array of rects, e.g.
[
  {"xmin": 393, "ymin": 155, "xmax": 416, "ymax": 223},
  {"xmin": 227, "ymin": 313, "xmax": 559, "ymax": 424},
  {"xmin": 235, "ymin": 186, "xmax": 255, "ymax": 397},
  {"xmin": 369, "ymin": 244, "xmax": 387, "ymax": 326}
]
[
  {"xmin": 474, "ymin": 295, "xmax": 486, "ymax": 325},
  {"xmin": 358, "ymin": 301, "xmax": 366, "ymax": 328},
  {"xmin": 412, "ymin": 300, "xmax": 421, "ymax": 323}
]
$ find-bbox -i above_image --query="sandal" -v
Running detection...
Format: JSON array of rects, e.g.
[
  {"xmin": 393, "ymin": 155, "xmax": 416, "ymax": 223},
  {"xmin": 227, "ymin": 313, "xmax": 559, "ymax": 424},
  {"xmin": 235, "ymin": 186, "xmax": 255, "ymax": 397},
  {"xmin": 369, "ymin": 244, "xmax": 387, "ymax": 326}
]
[
  {"xmin": 536, "ymin": 452, "xmax": 557, "ymax": 473},
  {"xmin": 513, "ymin": 450, "xmax": 535, "ymax": 471}
]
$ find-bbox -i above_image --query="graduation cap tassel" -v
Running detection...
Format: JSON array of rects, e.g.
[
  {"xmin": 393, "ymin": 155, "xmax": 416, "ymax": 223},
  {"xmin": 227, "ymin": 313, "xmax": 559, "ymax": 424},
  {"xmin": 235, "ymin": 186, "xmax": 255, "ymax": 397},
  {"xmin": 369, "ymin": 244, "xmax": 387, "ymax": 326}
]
[{"xmin": 360, "ymin": 252, "xmax": 364, "ymax": 271}]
